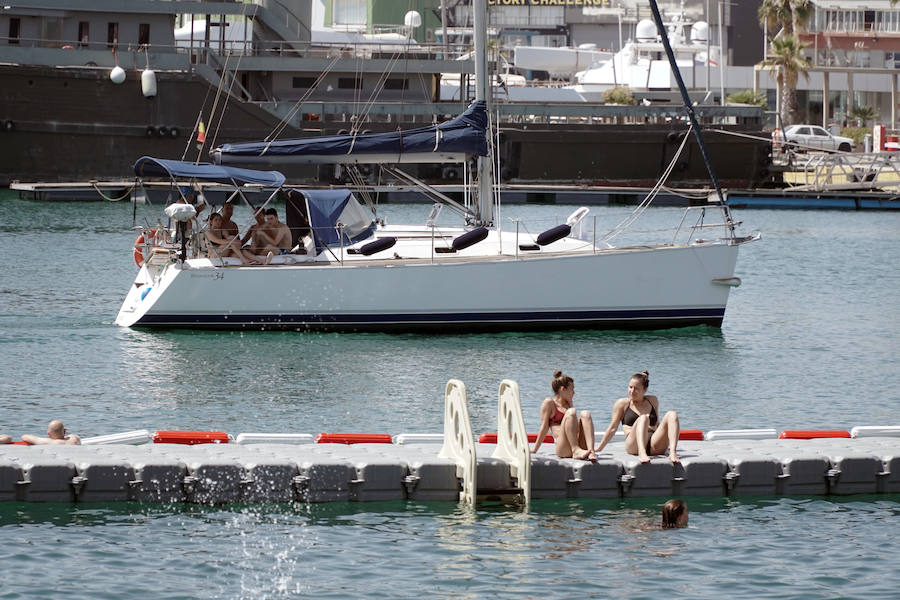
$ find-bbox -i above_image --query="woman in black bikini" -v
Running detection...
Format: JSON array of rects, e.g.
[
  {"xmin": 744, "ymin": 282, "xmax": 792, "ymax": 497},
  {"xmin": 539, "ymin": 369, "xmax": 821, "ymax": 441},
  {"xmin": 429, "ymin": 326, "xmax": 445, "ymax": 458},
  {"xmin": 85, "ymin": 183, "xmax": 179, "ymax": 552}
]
[
  {"xmin": 532, "ymin": 370, "xmax": 596, "ymax": 461},
  {"xmin": 594, "ymin": 370, "xmax": 681, "ymax": 463}
]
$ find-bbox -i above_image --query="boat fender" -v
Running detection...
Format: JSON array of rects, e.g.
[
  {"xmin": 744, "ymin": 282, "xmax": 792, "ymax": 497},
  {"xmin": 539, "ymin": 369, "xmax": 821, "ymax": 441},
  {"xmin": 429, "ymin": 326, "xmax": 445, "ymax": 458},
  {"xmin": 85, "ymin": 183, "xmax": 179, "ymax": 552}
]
[
  {"xmin": 156, "ymin": 125, "xmax": 168, "ymax": 138},
  {"xmin": 153, "ymin": 430, "xmax": 229, "ymax": 444},
  {"xmin": 3, "ymin": 120, "xmax": 14, "ymax": 132},
  {"xmin": 168, "ymin": 127, "xmax": 179, "ymax": 138},
  {"xmin": 359, "ymin": 236, "xmax": 397, "ymax": 256},
  {"xmin": 779, "ymin": 430, "xmax": 851, "ymax": 440},
  {"xmin": 109, "ymin": 65, "xmax": 126, "ymax": 84},
  {"xmin": 133, "ymin": 229, "xmax": 159, "ymax": 267},
  {"xmin": 141, "ymin": 68, "xmax": 157, "ymax": 98},
  {"xmin": 679, "ymin": 429, "xmax": 704, "ymax": 441},
  {"xmin": 451, "ymin": 226, "xmax": 489, "ymax": 251},
  {"xmin": 145, "ymin": 125, "xmax": 156, "ymax": 137},
  {"xmin": 536, "ymin": 224, "xmax": 571, "ymax": 246},
  {"xmin": 315, "ymin": 433, "xmax": 393, "ymax": 444}
]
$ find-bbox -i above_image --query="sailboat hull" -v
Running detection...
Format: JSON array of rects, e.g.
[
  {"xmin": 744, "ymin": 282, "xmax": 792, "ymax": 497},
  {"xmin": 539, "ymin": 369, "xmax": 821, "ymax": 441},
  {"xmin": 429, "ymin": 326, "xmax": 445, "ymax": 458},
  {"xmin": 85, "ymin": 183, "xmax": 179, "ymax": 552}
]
[{"xmin": 116, "ymin": 242, "xmax": 741, "ymax": 332}]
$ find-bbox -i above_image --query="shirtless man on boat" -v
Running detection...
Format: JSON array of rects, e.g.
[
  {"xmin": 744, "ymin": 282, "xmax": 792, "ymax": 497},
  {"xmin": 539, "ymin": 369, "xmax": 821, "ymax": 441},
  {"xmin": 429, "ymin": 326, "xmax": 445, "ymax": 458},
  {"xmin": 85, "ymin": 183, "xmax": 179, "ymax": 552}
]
[
  {"xmin": 242, "ymin": 208, "xmax": 278, "ymax": 255},
  {"xmin": 264, "ymin": 208, "xmax": 292, "ymax": 254},
  {"xmin": 21, "ymin": 420, "xmax": 81, "ymax": 445},
  {"xmin": 220, "ymin": 201, "xmax": 240, "ymax": 240}
]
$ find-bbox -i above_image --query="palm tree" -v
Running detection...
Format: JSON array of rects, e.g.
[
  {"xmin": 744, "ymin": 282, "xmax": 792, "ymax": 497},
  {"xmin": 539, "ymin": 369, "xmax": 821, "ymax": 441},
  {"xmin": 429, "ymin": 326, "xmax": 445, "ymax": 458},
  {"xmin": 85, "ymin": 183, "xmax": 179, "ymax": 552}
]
[
  {"xmin": 761, "ymin": 35, "xmax": 811, "ymax": 126},
  {"xmin": 758, "ymin": 0, "xmax": 812, "ymax": 36},
  {"xmin": 849, "ymin": 105, "xmax": 878, "ymax": 127},
  {"xmin": 758, "ymin": 1, "xmax": 813, "ymax": 127}
]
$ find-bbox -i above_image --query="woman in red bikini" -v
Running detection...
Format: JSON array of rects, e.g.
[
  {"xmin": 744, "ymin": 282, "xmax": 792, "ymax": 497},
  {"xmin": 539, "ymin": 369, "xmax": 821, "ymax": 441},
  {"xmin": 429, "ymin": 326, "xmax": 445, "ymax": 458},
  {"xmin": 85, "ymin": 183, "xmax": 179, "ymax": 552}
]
[
  {"xmin": 594, "ymin": 370, "xmax": 681, "ymax": 464},
  {"xmin": 532, "ymin": 370, "xmax": 596, "ymax": 461}
]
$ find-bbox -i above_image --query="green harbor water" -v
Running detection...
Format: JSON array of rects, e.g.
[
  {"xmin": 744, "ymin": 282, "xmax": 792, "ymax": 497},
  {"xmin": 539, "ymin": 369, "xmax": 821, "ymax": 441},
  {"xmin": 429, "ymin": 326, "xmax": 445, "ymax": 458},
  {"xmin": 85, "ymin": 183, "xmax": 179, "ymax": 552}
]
[{"xmin": 1, "ymin": 189, "xmax": 898, "ymax": 598}]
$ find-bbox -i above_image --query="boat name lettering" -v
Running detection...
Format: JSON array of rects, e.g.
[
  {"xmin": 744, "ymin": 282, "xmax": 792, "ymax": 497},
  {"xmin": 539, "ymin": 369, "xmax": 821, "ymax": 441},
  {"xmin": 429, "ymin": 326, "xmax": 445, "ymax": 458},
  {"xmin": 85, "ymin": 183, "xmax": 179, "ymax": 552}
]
[{"xmin": 190, "ymin": 271, "xmax": 224, "ymax": 280}]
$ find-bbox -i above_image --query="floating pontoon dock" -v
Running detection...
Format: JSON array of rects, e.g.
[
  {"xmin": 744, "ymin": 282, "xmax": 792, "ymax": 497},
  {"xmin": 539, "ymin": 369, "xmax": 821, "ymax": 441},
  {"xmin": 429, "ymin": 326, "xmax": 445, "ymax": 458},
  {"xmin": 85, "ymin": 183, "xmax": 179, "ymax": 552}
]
[{"xmin": 2, "ymin": 381, "xmax": 897, "ymax": 504}]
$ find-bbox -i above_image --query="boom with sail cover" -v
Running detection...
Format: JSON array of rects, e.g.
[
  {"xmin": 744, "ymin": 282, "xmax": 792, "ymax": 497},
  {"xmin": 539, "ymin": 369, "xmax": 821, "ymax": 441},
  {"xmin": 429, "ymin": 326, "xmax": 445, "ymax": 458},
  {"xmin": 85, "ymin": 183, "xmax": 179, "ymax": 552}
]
[{"xmin": 213, "ymin": 101, "xmax": 489, "ymax": 166}]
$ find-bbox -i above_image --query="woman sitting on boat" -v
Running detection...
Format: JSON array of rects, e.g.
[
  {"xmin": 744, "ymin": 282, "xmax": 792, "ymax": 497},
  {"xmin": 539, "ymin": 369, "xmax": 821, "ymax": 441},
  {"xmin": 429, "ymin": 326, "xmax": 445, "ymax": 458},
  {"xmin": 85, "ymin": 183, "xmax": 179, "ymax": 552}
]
[
  {"xmin": 532, "ymin": 370, "xmax": 596, "ymax": 461},
  {"xmin": 205, "ymin": 212, "xmax": 261, "ymax": 265},
  {"xmin": 594, "ymin": 370, "xmax": 680, "ymax": 463}
]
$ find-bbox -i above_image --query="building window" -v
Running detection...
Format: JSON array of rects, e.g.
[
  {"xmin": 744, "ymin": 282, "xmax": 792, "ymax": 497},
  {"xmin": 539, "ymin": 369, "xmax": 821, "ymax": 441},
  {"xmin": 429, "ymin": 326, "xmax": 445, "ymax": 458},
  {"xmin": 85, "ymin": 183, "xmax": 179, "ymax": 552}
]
[
  {"xmin": 292, "ymin": 76, "xmax": 317, "ymax": 88},
  {"xmin": 338, "ymin": 77, "xmax": 363, "ymax": 89},
  {"xmin": 384, "ymin": 78, "xmax": 409, "ymax": 90},
  {"xmin": 333, "ymin": 0, "xmax": 366, "ymax": 27},
  {"xmin": 107, "ymin": 22, "xmax": 118, "ymax": 48},
  {"xmin": 78, "ymin": 22, "xmax": 89, "ymax": 47},
  {"xmin": 8, "ymin": 18, "xmax": 20, "ymax": 44},
  {"xmin": 138, "ymin": 23, "xmax": 150, "ymax": 46}
]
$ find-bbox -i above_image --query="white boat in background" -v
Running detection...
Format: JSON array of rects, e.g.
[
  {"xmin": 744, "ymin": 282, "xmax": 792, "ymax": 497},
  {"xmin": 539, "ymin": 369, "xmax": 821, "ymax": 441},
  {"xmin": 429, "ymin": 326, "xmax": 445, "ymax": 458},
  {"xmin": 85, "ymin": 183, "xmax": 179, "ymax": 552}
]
[
  {"xmin": 115, "ymin": 0, "xmax": 757, "ymax": 333},
  {"xmin": 511, "ymin": 2, "xmax": 720, "ymax": 102}
]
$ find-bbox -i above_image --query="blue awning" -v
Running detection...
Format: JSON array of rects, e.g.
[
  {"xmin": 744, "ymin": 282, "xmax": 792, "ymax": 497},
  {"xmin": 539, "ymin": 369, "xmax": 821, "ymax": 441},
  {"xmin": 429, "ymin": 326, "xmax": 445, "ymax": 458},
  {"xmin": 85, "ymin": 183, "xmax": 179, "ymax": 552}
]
[
  {"xmin": 216, "ymin": 101, "xmax": 488, "ymax": 161},
  {"xmin": 133, "ymin": 156, "xmax": 286, "ymax": 187},
  {"xmin": 289, "ymin": 189, "xmax": 376, "ymax": 254}
]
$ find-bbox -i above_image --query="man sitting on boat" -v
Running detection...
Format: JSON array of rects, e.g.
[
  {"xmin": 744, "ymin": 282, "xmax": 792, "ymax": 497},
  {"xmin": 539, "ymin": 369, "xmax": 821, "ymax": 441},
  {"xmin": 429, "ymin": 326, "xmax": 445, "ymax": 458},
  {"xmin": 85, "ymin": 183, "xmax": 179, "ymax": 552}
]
[
  {"xmin": 264, "ymin": 208, "xmax": 292, "ymax": 255},
  {"xmin": 21, "ymin": 420, "xmax": 81, "ymax": 445},
  {"xmin": 241, "ymin": 208, "xmax": 277, "ymax": 255},
  {"xmin": 206, "ymin": 212, "xmax": 263, "ymax": 265},
  {"xmin": 220, "ymin": 200, "xmax": 239, "ymax": 239}
]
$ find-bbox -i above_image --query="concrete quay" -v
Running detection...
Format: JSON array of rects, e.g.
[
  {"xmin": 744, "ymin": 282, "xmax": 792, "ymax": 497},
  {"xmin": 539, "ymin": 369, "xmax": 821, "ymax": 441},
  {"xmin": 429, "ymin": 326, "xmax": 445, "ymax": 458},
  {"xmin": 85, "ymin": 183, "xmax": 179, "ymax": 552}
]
[{"xmin": 1, "ymin": 436, "xmax": 898, "ymax": 504}]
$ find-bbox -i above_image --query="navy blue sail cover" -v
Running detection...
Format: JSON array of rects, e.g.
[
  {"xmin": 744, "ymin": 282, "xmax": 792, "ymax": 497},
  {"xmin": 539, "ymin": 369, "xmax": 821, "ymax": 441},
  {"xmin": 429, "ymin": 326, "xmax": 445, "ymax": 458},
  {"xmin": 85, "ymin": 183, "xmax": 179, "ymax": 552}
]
[
  {"xmin": 217, "ymin": 101, "xmax": 489, "ymax": 160},
  {"xmin": 286, "ymin": 189, "xmax": 376, "ymax": 254},
  {"xmin": 134, "ymin": 156, "xmax": 286, "ymax": 187}
]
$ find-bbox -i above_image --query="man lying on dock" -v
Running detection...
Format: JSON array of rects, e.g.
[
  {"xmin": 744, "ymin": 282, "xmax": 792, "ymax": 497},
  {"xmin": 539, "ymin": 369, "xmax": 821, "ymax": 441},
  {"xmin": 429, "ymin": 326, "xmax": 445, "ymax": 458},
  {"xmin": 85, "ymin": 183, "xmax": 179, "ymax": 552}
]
[{"xmin": 21, "ymin": 420, "xmax": 81, "ymax": 445}]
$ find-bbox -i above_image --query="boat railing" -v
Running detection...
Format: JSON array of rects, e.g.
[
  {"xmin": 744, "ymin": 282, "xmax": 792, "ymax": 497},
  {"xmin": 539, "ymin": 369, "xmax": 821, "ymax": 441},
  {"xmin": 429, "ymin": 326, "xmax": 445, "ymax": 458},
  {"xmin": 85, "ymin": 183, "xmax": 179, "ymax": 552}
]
[{"xmin": 672, "ymin": 205, "xmax": 740, "ymax": 245}]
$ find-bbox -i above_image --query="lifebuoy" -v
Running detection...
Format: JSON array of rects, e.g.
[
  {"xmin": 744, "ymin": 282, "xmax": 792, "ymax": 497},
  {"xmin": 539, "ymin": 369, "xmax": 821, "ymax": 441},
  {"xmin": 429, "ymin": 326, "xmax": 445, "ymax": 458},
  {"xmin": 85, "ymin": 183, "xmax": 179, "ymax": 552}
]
[{"xmin": 133, "ymin": 229, "xmax": 158, "ymax": 267}]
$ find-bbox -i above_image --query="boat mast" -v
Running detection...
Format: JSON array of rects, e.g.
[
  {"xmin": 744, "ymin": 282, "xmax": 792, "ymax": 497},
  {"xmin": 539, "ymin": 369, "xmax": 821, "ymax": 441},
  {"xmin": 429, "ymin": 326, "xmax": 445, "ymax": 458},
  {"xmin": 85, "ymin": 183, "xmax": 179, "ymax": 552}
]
[
  {"xmin": 647, "ymin": 0, "xmax": 736, "ymax": 237},
  {"xmin": 473, "ymin": 0, "xmax": 493, "ymax": 227}
]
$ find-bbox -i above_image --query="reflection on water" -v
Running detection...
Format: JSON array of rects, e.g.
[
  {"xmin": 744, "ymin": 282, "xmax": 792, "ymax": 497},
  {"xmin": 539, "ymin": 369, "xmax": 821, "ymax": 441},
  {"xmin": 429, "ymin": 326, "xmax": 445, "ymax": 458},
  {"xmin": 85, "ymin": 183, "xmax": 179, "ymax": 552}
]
[{"xmin": 2, "ymin": 496, "xmax": 899, "ymax": 598}]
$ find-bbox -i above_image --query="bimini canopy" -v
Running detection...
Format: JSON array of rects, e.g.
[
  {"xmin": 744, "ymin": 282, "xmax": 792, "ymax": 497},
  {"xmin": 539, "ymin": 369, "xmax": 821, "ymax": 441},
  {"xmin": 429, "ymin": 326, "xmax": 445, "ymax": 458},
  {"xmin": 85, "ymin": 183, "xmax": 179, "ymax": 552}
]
[
  {"xmin": 285, "ymin": 189, "xmax": 376, "ymax": 254},
  {"xmin": 214, "ymin": 101, "xmax": 488, "ymax": 165},
  {"xmin": 133, "ymin": 156, "xmax": 286, "ymax": 188}
]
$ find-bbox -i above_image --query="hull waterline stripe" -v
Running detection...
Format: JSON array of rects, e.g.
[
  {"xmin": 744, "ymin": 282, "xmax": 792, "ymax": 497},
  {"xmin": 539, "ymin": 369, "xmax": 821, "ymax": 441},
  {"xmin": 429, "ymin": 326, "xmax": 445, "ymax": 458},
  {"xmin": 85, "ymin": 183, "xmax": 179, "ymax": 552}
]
[{"xmin": 133, "ymin": 308, "xmax": 726, "ymax": 329}]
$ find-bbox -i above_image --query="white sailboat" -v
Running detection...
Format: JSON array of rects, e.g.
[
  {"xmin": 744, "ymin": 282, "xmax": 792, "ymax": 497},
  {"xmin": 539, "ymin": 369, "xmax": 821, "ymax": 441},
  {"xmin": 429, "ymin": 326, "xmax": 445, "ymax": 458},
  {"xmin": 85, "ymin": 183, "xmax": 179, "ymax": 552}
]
[{"xmin": 115, "ymin": 0, "xmax": 757, "ymax": 333}]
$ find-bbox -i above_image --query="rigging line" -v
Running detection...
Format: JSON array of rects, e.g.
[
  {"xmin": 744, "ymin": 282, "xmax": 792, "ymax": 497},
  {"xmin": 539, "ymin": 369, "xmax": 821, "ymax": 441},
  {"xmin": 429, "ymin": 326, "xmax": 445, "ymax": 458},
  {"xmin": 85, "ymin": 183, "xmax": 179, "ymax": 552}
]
[
  {"xmin": 209, "ymin": 47, "xmax": 248, "ymax": 152},
  {"xmin": 265, "ymin": 56, "xmax": 340, "ymax": 142},
  {"xmin": 181, "ymin": 90, "xmax": 211, "ymax": 162},
  {"xmin": 352, "ymin": 52, "xmax": 402, "ymax": 135},
  {"xmin": 706, "ymin": 128, "xmax": 778, "ymax": 144},
  {"xmin": 605, "ymin": 143, "xmax": 683, "ymax": 241},
  {"xmin": 602, "ymin": 124, "xmax": 693, "ymax": 243},
  {"xmin": 195, "ymin": 52, "xmax": 231, "ymax": 164},
  {"xmin": 207, "ymin": 0, "xmax": 250, "ymax": 151},
  {"xmin": 353, "ymin": 50, "xmax": 403, "ymax": 132}
]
